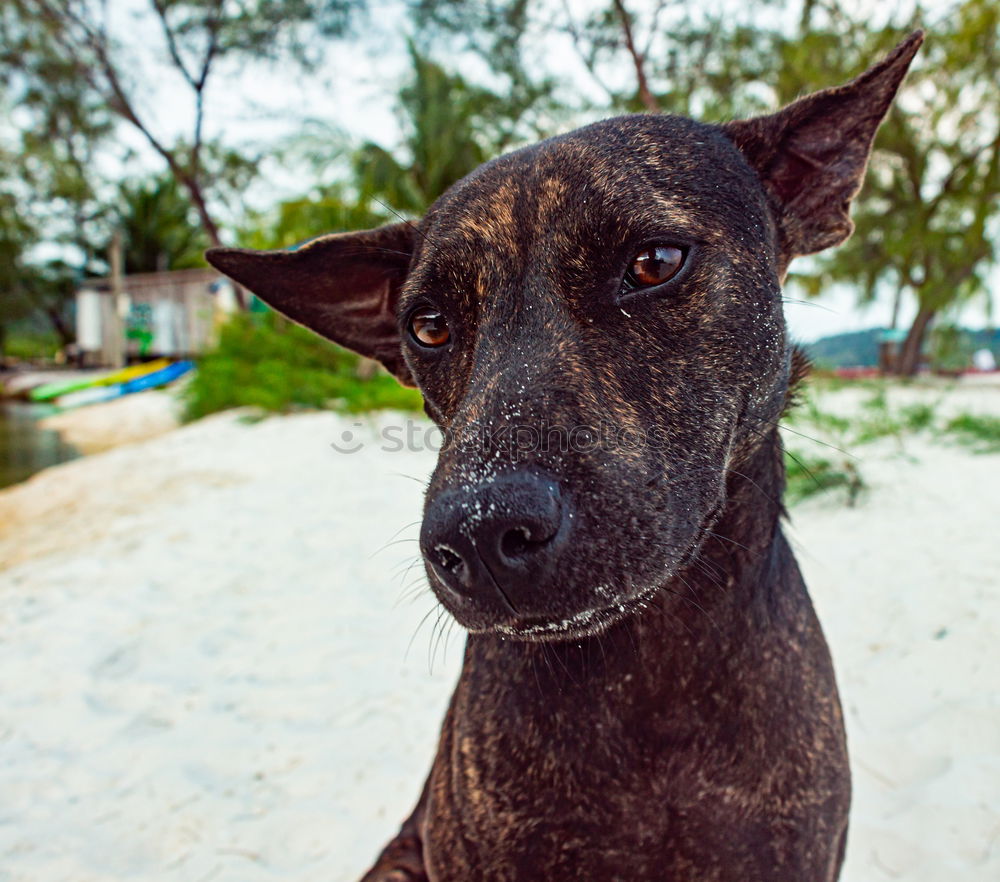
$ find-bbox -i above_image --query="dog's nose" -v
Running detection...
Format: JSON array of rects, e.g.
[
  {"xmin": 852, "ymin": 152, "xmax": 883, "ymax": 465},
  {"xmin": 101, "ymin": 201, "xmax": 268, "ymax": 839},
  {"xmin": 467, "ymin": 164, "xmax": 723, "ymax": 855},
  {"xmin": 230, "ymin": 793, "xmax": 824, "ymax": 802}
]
[{"xmin": 420, "ymin": 472, "xmax": 568, "ymax": 612}]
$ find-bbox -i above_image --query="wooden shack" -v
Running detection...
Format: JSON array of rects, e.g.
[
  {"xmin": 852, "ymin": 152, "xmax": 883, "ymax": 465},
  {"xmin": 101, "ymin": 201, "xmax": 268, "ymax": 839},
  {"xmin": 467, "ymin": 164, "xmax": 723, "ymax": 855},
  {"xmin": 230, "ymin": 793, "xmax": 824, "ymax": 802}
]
[{"xmin": 76, "ymin": 269, "xmax": 237, "ymax": 365}]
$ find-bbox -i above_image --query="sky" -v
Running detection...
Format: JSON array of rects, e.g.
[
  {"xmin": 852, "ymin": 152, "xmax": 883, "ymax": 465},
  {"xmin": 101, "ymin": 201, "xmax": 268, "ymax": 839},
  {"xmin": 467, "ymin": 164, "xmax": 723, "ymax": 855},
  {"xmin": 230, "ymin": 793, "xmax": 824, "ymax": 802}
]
[{"xmin": 100, "ymin": 0, "xmax": 996, "ymax": 344}]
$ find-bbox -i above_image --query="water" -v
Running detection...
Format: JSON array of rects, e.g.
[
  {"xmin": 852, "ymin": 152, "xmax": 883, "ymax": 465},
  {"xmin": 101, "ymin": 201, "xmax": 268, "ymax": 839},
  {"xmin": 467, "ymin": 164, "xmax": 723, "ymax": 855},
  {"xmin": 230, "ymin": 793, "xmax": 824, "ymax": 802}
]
[{"xmin": 0, "ymin": 402, "xmax": 80, "ymax": 489}]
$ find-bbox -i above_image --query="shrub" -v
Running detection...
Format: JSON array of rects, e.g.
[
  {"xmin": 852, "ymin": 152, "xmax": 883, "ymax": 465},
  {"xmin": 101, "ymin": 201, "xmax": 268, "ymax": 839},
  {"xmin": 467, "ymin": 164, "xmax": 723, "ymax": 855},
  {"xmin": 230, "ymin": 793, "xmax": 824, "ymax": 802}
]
[
  {"xmin": 182, "ymin": 311, "xmax": 423, "ymax": 421},
  {"xmin": 3, "ymin": 331, "xmax": 61, "ymax": 361}
]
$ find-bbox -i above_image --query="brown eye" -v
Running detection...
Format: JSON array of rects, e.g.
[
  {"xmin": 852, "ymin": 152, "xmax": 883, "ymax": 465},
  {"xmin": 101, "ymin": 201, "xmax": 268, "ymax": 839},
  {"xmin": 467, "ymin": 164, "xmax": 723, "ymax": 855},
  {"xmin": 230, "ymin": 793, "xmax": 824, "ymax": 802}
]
[
  {"xmin": 626, "ymin": 245, "xmax": 685, "ymax": 288},
  {"xmin": 409, "ymin": 307, "xmax": 450, "ymax": 347}
]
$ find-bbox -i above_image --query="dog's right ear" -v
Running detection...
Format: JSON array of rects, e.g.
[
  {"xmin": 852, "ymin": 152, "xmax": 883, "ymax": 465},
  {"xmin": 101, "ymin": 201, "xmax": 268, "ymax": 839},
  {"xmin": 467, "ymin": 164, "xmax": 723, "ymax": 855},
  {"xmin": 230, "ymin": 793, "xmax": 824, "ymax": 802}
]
[{"xmin": 206, "ymin": 221, "xmax": 418, "ymax": 386}]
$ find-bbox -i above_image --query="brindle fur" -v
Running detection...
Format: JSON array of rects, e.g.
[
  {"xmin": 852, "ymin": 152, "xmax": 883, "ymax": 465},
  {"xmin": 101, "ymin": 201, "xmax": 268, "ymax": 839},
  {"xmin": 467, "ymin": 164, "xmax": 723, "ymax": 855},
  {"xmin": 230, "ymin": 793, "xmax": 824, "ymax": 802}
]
[{"xmin": 207, "ymin": 33, "xmax": 922, "ymax": 882}]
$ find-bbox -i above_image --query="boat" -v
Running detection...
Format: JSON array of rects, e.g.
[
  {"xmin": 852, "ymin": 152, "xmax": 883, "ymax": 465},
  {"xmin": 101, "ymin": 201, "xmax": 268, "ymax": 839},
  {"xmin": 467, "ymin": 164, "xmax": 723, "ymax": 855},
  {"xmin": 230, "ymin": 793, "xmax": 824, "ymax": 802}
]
[
  {"xmin": 28, "ymin": 359, "xmax": 171, "ymax": 402},
  {"xmin": 54, "ymin": 361, "xmax": 194, "ymax": 409}
]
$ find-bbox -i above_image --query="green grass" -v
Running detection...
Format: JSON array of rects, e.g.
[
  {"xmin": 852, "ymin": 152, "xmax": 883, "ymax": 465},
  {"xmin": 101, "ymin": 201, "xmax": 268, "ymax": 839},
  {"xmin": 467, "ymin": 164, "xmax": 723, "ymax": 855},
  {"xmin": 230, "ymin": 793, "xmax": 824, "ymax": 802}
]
[
  {"xmin": 782, "ymin": 382, "xmax": 949, "ymax": 507},
  {"xmin": 182, "ymin": 311, "xmax": 423, "ymax": 422},
  {"xmin": 900, "ymin": 402, "xmax": 936, "ymax": 432},
  {"xmin": 782, "ymin": 378, "xmax": 1000, "ymax": 507},
  {"xmin": 944, "ymin": 413, "xmax": 1000, "ymax": 453},
  {"xmin": 784, "ymin": 449, "xmax": 863, "ymax": 506}
]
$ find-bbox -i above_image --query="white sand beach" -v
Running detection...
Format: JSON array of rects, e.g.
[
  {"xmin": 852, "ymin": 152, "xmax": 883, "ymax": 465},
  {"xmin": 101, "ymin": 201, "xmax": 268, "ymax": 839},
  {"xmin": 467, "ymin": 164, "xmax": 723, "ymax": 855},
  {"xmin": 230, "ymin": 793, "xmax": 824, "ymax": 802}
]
[{"xmin": 0, "ymin": 383, "xmax": 998, "ymax": 881}]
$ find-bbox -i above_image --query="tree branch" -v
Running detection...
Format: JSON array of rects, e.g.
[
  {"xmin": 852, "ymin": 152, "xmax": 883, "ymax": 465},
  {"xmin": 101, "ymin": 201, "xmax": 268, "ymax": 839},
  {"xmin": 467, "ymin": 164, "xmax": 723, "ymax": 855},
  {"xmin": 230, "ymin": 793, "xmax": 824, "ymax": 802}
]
[
  {"xmin": 558, "ymin": 0, "xmax": 617, "ymax": 103},
  {"xmin": 612, "ymin": 0, "xmax": 659, "ymax": 112},
  {"xmin": 150, "ymin": 0, "xmax": 197, "ymax": 89}
]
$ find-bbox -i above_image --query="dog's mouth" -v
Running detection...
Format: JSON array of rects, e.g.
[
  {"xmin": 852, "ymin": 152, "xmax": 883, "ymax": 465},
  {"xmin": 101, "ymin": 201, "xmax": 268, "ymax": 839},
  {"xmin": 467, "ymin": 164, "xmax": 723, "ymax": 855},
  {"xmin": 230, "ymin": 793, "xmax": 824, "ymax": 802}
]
[
  {"xmin": 469, "ymin": 584, "xmax": 663, "ymax": 643},
  {"xmin": 450, "ymin": 494, "xmax": 728, "ymax": 643},
  {"xmin": 422, "ymin": 460, "xmax": 731, "ymax": 643}
]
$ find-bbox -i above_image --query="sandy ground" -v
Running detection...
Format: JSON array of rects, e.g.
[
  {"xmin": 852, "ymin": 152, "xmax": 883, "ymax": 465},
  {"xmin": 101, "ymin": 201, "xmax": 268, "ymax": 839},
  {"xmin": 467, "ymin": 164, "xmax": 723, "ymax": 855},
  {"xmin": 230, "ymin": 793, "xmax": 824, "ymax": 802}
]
[
  {"xmin": 37, "ymin": 390, "xmax": 183, "ymax": 454},
  {"xmin": 0, "ymin": 384, "xmax": 998, "ymax": 881}
]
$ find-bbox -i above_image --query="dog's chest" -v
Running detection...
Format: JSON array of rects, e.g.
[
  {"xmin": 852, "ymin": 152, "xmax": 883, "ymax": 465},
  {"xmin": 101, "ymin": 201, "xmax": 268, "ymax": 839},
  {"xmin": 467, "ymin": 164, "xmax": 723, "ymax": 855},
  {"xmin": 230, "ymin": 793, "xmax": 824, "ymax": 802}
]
[{"xmin": 419, "ymin": 610, "xmax": 850, "ymax": 881}]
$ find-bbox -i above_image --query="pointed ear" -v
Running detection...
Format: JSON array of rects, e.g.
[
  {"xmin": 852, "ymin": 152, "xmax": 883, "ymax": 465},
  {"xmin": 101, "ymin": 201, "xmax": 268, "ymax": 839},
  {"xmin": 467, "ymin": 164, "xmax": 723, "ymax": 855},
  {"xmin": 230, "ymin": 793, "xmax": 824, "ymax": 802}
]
[
  {"xmin": 723, "ymin": 30, "xmax": 923, "ymax": 266},
  {"xmin": 206, "ymin": 221, "xmax": 418, "ymax": 385}
]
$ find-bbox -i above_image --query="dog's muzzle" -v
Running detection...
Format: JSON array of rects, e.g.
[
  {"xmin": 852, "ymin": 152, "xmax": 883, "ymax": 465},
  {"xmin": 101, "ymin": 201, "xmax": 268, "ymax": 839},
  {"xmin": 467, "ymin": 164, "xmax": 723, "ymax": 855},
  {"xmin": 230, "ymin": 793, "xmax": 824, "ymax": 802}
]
[{"xmin": 420, "ymin": 470, "xmax": 571, "ymax": 622}]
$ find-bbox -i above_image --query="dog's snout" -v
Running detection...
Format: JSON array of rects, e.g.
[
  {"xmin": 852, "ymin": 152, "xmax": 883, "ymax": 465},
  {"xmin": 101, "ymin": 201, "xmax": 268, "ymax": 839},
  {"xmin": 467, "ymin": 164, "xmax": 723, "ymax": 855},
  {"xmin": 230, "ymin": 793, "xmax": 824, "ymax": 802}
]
[{"xmin": 421, "ymin": 472, "xmax": 568, "ymax": 613}]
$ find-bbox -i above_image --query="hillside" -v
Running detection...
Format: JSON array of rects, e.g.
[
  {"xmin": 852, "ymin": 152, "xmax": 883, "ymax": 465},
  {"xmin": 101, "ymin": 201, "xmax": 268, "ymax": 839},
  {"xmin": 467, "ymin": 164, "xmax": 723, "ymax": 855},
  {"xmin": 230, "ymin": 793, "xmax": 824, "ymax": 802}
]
[{"xmin": 804, "ymin": 326, "xmax": 1000, "ymax": 369}]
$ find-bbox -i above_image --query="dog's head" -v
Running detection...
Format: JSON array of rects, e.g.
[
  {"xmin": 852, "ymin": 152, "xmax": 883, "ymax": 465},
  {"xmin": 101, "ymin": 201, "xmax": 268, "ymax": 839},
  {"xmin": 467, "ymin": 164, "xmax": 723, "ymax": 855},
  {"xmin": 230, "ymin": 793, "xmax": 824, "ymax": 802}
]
[{"xmin": 208, "ymin": 33, "xmax": 921, "ymax": 640}]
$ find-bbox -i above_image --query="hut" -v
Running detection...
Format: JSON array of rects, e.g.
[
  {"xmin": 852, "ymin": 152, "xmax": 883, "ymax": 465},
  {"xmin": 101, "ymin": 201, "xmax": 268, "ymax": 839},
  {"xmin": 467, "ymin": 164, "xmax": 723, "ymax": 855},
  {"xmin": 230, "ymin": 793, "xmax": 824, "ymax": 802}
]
[{"xmin": 75, "ymin": 269, "xmax": 237, "ymax": 366}]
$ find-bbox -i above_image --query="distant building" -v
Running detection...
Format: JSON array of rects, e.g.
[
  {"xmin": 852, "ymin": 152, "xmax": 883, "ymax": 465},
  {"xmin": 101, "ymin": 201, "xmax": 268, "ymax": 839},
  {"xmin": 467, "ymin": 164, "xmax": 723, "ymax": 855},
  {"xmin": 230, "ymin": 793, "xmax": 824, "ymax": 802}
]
[{"xmin": 76, "ymin": 269, "xmax": 237, "ymax": 365}]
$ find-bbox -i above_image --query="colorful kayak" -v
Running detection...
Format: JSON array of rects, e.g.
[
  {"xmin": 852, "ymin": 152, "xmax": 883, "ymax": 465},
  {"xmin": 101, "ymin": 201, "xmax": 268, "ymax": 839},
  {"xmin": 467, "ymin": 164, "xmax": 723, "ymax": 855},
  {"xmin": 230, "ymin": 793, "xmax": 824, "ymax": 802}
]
[
  {"xmin": 53, "ymin": 385, "xmax": 124, "ymax": 409},
  {"xmin": 29, "ymin": 359, "xmax": 171, "ymax": 402},
  {"xmin": 120, "ymin": 360, "xmax": 193, "ymax": 394},
  {"xmin": 54, "ymin": 361, "xmax": 194, "ymax": 409}
]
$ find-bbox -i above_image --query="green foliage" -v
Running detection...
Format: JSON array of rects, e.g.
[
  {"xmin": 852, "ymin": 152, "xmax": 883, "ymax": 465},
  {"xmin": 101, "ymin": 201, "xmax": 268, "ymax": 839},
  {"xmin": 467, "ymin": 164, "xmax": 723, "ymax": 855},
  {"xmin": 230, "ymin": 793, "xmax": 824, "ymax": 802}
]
[
  {"xmin": 1, "ymin": 330, "xmax": 61, "ymax": 360},
  {"xmin": 246, "ymin": 44, "xmax": 545, "ymax": 245},
  {"xmin": 241, "ymin": 181, "xmax": 388, "ymax": 251},
  {"xmin": 182, "ymin": 311, "xmax": 423, "ymax": 421},
  {"xmin": 789, "ymin": 380, "xmax": 943, "ymax": 441},
  {"xmin": 944, "ymin": 413, "xmax": 1000, "ymax": 453},
  {"xmin": 410, "ymin": 0, "xmax": 559, "ymax": 130},
  {"xmin": 929, "ymin": 323, "xmax": 976, "ymax": 373},
  {"xmin": 854, "ymin": 388, "xmax": 903, "ymax": 443},
  {"xmin": 400, "ymin": 1, "xmax": 999, "ymax": 379},
  {"xmin": 2, "ymin": 0, "xmax": 366, "ymax": 260},
  {"xmin": 353, "ymin": 46, "xmax": 532, "ymax": 214},
  {"xmin": 114, "ymin": 175, "xmax": 209, "ymax": 274},
  {"xmin": 784, "ymin": 376, "xmax": 1000, "ymax": 506},
  {"xmin": 0, "ymin": 190, "xmax": 32, "ymax": 308},
  {"xmin": 1, "ymin": 4, "xmax": 114, "ymax": 277}
]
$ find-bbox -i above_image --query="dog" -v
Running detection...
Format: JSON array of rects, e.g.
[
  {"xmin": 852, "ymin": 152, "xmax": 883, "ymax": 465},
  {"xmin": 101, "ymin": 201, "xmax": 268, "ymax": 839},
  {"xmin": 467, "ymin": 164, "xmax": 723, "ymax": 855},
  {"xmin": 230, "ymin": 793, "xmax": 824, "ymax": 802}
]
[{"xmin": 207, "ymin": 31, "xmax": 922, "ymax": 881}]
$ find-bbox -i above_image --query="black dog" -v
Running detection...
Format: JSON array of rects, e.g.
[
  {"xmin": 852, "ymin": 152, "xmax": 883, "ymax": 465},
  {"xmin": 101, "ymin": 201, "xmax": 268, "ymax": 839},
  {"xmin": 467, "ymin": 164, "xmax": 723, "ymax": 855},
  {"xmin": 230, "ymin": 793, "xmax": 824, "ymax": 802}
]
[{"xmin": 208, "ymin": 32, "xmax": 922, "ymax": 881}]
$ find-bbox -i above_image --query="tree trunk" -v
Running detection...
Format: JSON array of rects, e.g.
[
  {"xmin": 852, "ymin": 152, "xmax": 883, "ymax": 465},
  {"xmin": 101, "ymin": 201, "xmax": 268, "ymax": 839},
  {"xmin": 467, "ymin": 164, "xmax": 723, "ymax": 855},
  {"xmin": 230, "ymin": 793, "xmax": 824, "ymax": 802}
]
[
  {"xmin": 896, "ymin": 307, "xmax": 935, "ymax": 377},
  {"xmin": 44, "ymin": 306, "xmax": 75, "ymax": 348},
  {"xmin": 175, "ymin": 170, "xmax": 248, "ymax": 311}
]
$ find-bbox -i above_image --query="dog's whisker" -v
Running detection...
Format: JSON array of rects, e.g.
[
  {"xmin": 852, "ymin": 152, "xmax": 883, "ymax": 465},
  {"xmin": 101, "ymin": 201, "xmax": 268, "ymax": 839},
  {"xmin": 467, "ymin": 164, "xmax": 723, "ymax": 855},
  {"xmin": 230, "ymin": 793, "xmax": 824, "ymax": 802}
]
[
  {"xmin": 395, "ymin": 577, "xmax": 431, "ymax": 608},
  {"xmin": 429, "ymin": 607, "xmax": 450, "ymax": 674},
  {"xmin": 405, "ymin": 603, "xmax": 442, "ymax": 662},
  {"xmin": 391, "ymin": 473, "xmax": 431, "ymax": 487},
  {"xmin": 394, "ymin": 555, "xmax": 426, "ymax": 586},
  {"xmin": 370, "ymin": 536, "xmax": 421, "ymax": 559}
]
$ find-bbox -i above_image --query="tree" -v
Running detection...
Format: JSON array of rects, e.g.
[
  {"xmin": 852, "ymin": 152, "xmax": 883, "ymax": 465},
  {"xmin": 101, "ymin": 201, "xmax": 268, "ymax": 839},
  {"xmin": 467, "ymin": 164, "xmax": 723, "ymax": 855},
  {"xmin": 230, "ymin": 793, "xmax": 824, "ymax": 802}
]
[
  {"xmin": 0, "ymin": 185, "xmax": 78, "ymax": 350},
  {"xmin": 0, "ymin": 127, "xmax": 97, "ymax": 353},
  {"xmin": 114, "ymin": 175, "xmax": 210, "ymax": 274},
  {"xmin": 352, "ymin": 47, "xmax": 536, "ymax": 214},
  {"xmin": 269, "ymin": 42, "xmax": 552, "ymax": 240},
  {"xmin": 240, "ymin": 181, "xmax": 388, "ymax": 251},
  {"xmin": 0, "ymin": 188, "xmax": 35, "ymax": 355},
  {"xmin": 1, "ymin": 2, "xmax": 114, "ymax": 274},
  {"xmin": 413, "ymin": 0, "xmax": 783, "ymax": 120},
  {"xmin": 3, "ymin": 0, "xmax": 362, "ymax": 258},
  {"xmin": 785, "ymin": 0, "xmax": 999, "ymax": 375}
]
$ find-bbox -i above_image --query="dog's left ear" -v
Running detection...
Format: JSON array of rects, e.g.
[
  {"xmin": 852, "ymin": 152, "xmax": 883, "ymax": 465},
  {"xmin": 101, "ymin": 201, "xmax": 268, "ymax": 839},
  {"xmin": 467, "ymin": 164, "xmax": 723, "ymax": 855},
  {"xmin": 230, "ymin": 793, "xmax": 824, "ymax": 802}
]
[
  {"xmin": 723, "ymin": 30, "xmax": 923, "ymax": 266},
  {"xmin": 206, "ymin": 221, "xmax": 418, "ymax": 385}
]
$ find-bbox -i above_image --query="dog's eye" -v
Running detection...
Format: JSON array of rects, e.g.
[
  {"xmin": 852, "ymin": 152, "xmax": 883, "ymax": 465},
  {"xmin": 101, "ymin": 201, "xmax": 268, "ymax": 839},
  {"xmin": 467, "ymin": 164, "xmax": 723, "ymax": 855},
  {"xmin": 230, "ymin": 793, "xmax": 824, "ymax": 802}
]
[
  {"xmin": 626, "ymin": 245, "xmax": 685, "ymax": 288},
  {"xmin": 409, "ymin": 307, "xmax": 450, "ymax": 347}
]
